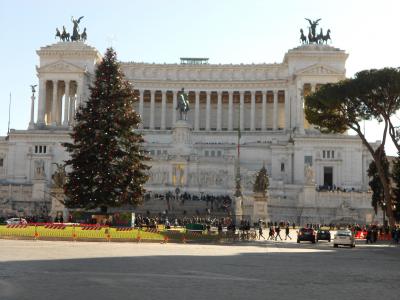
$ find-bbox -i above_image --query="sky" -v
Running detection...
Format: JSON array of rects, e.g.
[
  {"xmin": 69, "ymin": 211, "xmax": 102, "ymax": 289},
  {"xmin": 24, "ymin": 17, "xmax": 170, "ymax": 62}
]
[{"xmin": 1, "ymin": 0, "xmax": 400, "ymax": 154}]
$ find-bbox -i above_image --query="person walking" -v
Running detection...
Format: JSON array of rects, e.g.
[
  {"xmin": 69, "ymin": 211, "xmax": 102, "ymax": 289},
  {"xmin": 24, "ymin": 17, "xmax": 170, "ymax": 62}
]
[
  {"xmin": 275, "ymin": 225, "xmax": 283, "ymax": 241},
  {"xmin": 259, "ymin": 225, "xmax": 265, "ymax": 240},
  {"xmin": 285, "ymin": 225, "xmax": 292, "ymax": 240},
  {"xmin": 268, "ymin": 226, "xmax": 275, "ymax": 240}
]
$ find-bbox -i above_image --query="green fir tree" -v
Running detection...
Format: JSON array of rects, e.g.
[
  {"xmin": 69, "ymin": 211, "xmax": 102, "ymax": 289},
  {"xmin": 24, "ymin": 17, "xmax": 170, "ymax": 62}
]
[{"xmin": 63, "ymin": 48, "xmax": 150, "ymax": 211}]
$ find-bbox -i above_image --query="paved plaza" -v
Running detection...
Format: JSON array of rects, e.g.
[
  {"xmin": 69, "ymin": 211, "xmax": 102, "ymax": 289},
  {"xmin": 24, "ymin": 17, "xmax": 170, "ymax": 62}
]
[{"xmin": 0, "ymin": 238, "xmax": 398, "ymax": 300}]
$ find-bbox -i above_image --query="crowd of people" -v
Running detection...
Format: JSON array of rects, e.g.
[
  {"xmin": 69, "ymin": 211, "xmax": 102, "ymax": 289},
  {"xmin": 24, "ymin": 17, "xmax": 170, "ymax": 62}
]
[{"xmin": 143, "ymin": 191, "xmax": 232, "ymax": 212}]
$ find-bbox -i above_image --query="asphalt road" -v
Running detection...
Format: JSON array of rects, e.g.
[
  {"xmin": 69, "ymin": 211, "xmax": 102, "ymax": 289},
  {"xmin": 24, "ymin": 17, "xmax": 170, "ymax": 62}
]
[{"xmin": 0, "ymin": 239, "xmax": 398, "ymax": 300}]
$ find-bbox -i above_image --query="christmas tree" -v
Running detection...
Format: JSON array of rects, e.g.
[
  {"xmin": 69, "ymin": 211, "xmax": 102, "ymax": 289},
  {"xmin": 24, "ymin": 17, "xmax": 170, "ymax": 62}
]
[{"xmin": 63, "ymin": 48, "xmax": 150, "ymax": 211}]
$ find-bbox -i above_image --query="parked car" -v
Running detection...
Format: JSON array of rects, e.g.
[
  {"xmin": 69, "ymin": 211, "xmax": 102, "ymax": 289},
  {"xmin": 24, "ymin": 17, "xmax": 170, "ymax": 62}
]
[
  {"xmin": 333, "ymin": 230, "xmax": 355, "ymax": 248},
  {"xmin": 297, "ymin": 228, "xmax": 316, "ymax": 243},
  {"xmin": 316, "ymin": 229, "xmax": 331, "ymax": 242},
  {"xmin": 6, "ymin": 217, "xmax": 27, "ymax": 225}
]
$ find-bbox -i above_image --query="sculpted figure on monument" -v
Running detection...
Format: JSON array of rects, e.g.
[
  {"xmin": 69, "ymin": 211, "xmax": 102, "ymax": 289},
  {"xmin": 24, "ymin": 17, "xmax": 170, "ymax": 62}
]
[
  {"xmin": 51, "ymin": 163, "xmax": 66, "ymax": 188},
  {"xmin": 34, "ymin": 160, "xmax": 45, "ymax": 178},
  {"xmin": 71, "ymin": 16, "xmax": 84, "ymax": 41},
  {"xmin": 305, "ymin": 18, "xmax": 321, "ymax": 39},
  {"xmin": 61, "ymin": 26, "xmax": 70, "ymax": 42},
  {"xmin": 253, "ymin": 165, "xmax": 269, "ymax": 196},
  {"xmin": 305, "ymin": 164, "xmax": 315, "ymax": 185},
  {"xmin": 176, "ymin": 88, "xmax": 190, "ymax": 121},
  {"xmin": 30, "ymin": 84, "xmax": 37, "ymax": 96}
]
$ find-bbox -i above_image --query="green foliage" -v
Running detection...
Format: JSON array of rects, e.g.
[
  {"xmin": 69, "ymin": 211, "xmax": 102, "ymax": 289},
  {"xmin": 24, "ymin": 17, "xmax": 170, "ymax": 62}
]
[
  {"xmin": 367, "ymin": 150, "xmax": 389, "ymax": 214},
  {"xmin": 63, "ymin": 48, "xmax": 150, "ymax": 210}
]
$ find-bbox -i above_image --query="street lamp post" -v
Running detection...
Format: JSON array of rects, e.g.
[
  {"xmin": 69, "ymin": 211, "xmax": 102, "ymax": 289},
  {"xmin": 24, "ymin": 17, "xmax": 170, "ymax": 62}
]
[{"xmin": 382, "ymin": 202, "xmax": 386, "ymax": 226}]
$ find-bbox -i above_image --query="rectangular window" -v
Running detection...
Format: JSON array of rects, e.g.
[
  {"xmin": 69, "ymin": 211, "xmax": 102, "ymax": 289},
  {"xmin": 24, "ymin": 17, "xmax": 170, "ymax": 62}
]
[
  {"xmin": 281, "ymin": 163, "xmax": 285, "ymax": 172},
  {"xmin": 211, "ymin": 150, "xmax": 215, "ymax": 157},
  {"xmin": 0, "ymin": 158, "xmax": 3, "ymax": 167},
  {"xmin": 327, "ymin": 151, "xmax": 330, "ymax": 159},
  {"xmin": 332, "ymin": 151, "xmax": 335, "ymax": 158},
  {"xmin": 39, "ymin": 146, "xmax": 42, "ymax": 153},
  {"xmin": 304, "ymin": 155, "xmax": 313, "ymax": 166},
  {"xmin": 205, "ymin": 150, "xmax": 209, "ymax": 157},
  {"xmin": 322, "ymin": 150, "xmax": 325, "ymax": 159},
  {"xmin": 43, "ymin": 146, "xmax": 47, "ymax": 154},
  {"xmin": 35, "ymin": 146, "xmax": 38, "ymax": 153}
]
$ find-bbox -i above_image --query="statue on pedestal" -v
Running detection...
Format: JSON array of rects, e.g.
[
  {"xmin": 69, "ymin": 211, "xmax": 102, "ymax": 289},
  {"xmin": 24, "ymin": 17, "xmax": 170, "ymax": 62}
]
[
  {"xmin": 304, "ymin": 164, "xmax": 315, "ymax": 185},
  {"xmin": 253, "ymin": 164, "xmax": 269, "ymax": 197},
  {"xmin": 176, "ymin": 88, "xmax": 190, "ymax": 121}
]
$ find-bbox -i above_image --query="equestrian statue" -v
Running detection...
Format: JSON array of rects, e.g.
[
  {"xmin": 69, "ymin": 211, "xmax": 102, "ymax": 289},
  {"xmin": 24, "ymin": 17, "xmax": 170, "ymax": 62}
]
[
  {"xmin": 299, "ymin": 18, "xmax": 332, "ymax": 45},
  {"xmin": 176, "ymin": 88, "xmax": 190, "ymax": 121}
]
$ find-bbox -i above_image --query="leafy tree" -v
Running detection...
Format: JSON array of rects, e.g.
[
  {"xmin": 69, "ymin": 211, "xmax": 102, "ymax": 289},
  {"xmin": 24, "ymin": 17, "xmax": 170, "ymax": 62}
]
[
  {"xmin": 305, "ymin": 68, "xmax": 400, "ymax": 226},
  {"xmin": 63, "ymin": 48, "xmax": 150, "ymax": 211},
  {"xmin": 367, "ymin": 150, "xmax": 390, "ymax": 214}
]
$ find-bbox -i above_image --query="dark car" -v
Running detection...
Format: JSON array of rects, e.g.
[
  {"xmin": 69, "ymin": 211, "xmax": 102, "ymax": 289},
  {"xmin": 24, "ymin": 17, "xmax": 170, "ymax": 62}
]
[
  {"xmin": 297, "ymin": 228, "xmax": 316, "ymax": 243},
  {"xmin": 316, "ymin": 229, "xmax": 331, "ymax": 242}
]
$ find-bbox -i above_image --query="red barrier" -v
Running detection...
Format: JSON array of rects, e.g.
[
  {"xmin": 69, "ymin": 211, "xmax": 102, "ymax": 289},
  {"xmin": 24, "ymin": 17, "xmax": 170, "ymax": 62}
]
[
  {"xmin": 116, "ymin": 228, "xmax": 133, "ymax": 231},
  {"xmin": 44, "ymin": 224, "xmax": 66, "ymax": 230},
  {"xmin": 6, "ymin": 224, "xmax": 28, "ymax": 228}
]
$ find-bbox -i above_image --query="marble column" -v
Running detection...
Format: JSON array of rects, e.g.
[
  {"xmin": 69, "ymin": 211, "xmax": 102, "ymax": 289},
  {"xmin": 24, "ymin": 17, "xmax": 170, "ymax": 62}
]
[
  {"xmin": 217, "ymin": 91, "xmax": 222, "ymax": 131},
  {"xmin": 29, "ymin": 92, "xmax": 35, "ymax": 129},
  {"xmin": 206, "ymin": 91, "xmax": 211, "ymax": 130},
  {"xmin": 161, "ymin": 90, "xmax": 166, "ymax": 130},
  {"xmin": 63, "ymin": 81, "xmax": 70, "ymax": 126},
  {"xmin": 273, "ymin": 90, "xmax": 278, "ymax": 130},
  {"xmin": 250, "ymin": 91, "xmax": 255, "ymax": 131},
  {"xmin": 228, "ymin": 91, "xmax": 233, "ymax": 131},
  {"xmin": 51, "ymin": 80, "xmax": 58, "ymax": 126},
  {"xmin": 261, "ymin": 91, "xmax": 267, "ymax": 131},
  {"xmin": 138, "ymin": 89, "xmax": 144, "ymax": 128},
  {"xmin": 172, "ymin": 90, "xmax": 177, "ymax": 125},
  {"xmin": 239, "ymin": 91, "xmax": 244, "ymax": 131},
  {"xmin": 37, "ymin": 80, "xmax": 46, "ymax": 125},
  {"xmin": 195, "ymin": 91, "xmax": 200, "ymax": 130},
  {"xmin": 298, "ymin": 83, "xmax": 305, "ymax": 133},
  {"xmin": 283, "ymin": 89, "xmax": 290, "ymax": 130},
  {"xmin": 69, "ymin": 95, "xmax": 75, "ymax": 126},
  {"xmin": 150, "ymin": 90, "xmax": 155, "ymax": 129}
]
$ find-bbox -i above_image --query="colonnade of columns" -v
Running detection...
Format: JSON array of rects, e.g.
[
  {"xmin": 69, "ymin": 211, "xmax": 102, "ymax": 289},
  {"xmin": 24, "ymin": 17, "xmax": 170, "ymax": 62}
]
[
  {"xmin": 36, "ymin": 79, "xmax": 81, "ymax": 127},
  {"xmin": 137, "ymin": 89, "xmax": 287, "ymax": 131}
]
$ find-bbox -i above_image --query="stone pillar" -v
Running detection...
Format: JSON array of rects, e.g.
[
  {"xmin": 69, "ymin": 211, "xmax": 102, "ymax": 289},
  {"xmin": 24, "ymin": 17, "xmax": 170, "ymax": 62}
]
[
  {"xmin": 228, "ymin": 91, "xmax": 233, "ymax": 130},
  {"xmin": 37, "ymin": 80, "xmax": 46, "ymax": 125},
  {"xmin": 298, "ymin": 83, "xmax": 305, "ymax": 133},
  {"xmin": 51, "ymin": 80, "xmax": 58, "ymax": 126},
  {"xmin": 206, "ymin": 91, "xmax": 211, "ymax": 131},
  {"xmin": 63, "ymin": 81, "xmax": 70, "ymax": 126},
  {"xmin": 273, "ymin": 90, "xmax": 278, "ymax": 130},
  {"xmin": 250, "ymin": 91, "xmax": 255, "ymax": 131},
  {"xmin": 261, "ymin": 91, "xmax": 267, "ymax": 130},
  {"xmin": 69, "ymin": 95, "xmax": 75, "ymax": 126},
  {"xmin": 239, "ymin": 91, "xmax": 244, "ymax": 131},
  {"xmin": 150, "ymin": 90, "xmax": 155, "ymax": 130},
  {"xmin": 195, "ymin": 91, "xmax": 200, "ymax": 130},
  {"xmin": 138, "ymin": 89, "xmax": 144, "ymax": 128},
  {"xmin": 172, "ymin": 90, "xmax": 177, "ymax": 125},
  {"xmin": 29, "ymin": 93, "xmax": 35, "ymax": 129},
  {"xmin": 161, "ymin": 90, "xmax": 166, "ymax": 130},
  {"xmin": 217, "ymin": 91, "xmax": 222, "ymax": 131},
  {"xmin": 284, "ymin": 89, "xmax": 290, "ymax": 130}
]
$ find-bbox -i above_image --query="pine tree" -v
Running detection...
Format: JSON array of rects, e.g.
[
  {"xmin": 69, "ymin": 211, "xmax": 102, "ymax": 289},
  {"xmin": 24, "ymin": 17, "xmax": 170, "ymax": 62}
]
[
  {"xmin": 391, "ymin": 153, "xmax": 400, "ymax": 221},
  {"xmin": 63, "ymin": 48, "xmax": 150, "ymax": 211}
]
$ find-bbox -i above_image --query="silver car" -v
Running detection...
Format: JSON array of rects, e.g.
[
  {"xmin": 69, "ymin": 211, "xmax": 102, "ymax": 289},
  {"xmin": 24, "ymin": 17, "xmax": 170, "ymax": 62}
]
[
  {"xmin": 333, "ymin": 230, "xmax": 355, "ymax": 248},
  {"xmin": 6, "ymin": 218, "xmax": 27, "ymax": 225}
]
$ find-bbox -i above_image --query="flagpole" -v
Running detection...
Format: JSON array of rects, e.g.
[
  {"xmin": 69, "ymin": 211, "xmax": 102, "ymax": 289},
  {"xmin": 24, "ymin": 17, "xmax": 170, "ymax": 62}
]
[{"xmin": 7, "ymin": 92, "xmax": 11, "ymax": 135}]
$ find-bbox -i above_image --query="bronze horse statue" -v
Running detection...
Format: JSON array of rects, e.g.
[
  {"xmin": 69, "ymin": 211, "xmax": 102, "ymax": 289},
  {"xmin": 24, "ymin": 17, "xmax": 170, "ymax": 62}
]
[
  {"xmin": 176, "ymin": 88, "xmax": 190, "ymax": 121},
  {"xmin": 322, "ymin": 29, "xmax": 331, "ymax": 44},
  {"xmin": 300, "ymin": 29, "xmax": 307, "ymax": 44}
]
